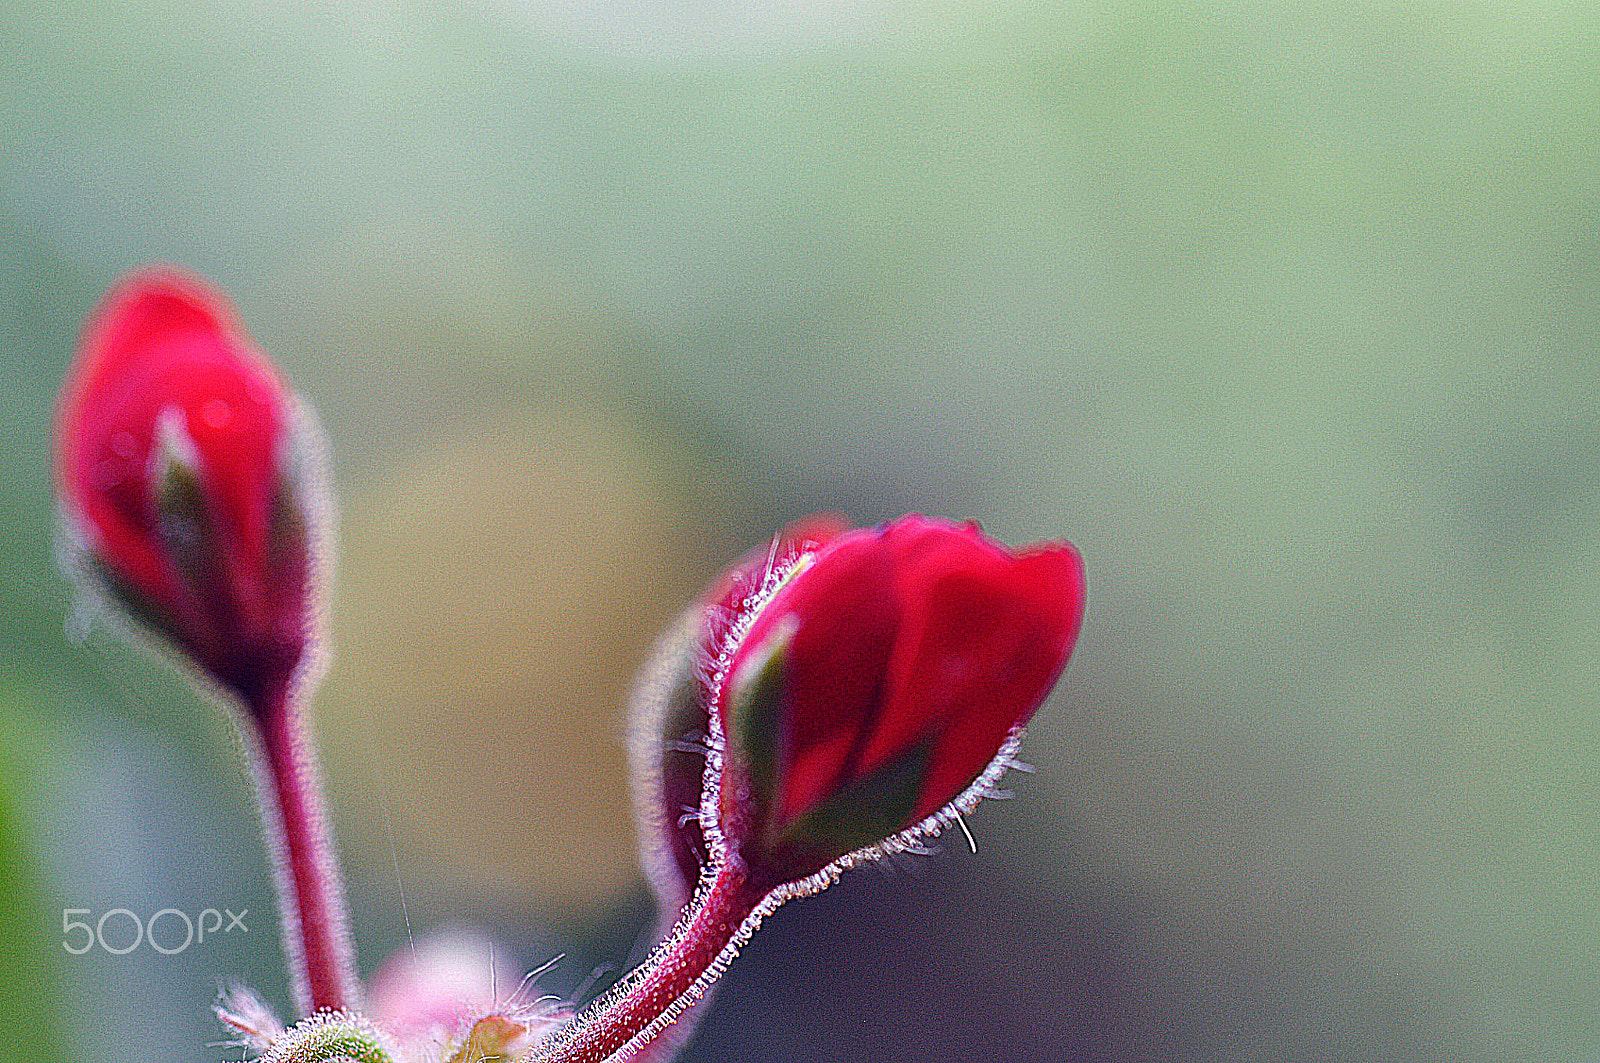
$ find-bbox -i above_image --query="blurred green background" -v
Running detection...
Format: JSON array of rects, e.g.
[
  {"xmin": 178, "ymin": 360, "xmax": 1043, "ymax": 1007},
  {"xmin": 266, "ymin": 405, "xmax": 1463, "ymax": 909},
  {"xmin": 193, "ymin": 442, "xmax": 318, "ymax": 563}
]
[{"xmin": 3, "ymin": 1, "xmax": 1599, "ymax": 1060}]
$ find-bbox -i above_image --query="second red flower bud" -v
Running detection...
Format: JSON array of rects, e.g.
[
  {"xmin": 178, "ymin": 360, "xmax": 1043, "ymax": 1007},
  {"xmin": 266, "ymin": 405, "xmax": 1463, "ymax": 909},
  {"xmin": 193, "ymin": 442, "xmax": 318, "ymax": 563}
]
[{"xmin": 705, "ymin": 514, "xmax": 1085, "ymax": 891}]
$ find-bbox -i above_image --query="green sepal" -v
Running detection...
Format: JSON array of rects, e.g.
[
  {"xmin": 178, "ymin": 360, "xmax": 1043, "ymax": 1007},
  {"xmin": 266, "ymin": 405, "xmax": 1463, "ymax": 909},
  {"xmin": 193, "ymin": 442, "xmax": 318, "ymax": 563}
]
[
  {"xmin": 779, "ymin": 739, "xmax": 932, "ymax": 857},
  {"xmin": 86, "ymin": 551, "xmax": 182, "ymax": 646},
  {"xmin": 149, "ymin": 412, "xmax": 215, "ymax": 583},
  {"xmin": 726, "ymin": 620, "xmax": 794, "ymax": 802}
]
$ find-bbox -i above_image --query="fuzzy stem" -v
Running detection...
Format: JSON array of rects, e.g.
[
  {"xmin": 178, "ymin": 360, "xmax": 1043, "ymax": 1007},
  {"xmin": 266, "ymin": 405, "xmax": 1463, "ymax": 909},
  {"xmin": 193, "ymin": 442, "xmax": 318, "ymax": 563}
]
[
  {"xmin": 253, "ymin": 690, "xmax": 360, "ymax": 1015},
  {"xmin": 539, "ymin": 861, "xmax": 764, "ymax": 1063}
]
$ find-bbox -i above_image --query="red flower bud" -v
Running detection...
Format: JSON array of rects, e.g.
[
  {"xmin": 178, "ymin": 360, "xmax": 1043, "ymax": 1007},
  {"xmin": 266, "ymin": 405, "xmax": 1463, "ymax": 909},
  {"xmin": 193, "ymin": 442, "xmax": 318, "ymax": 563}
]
[
  {"xmin": 540, "ymin": 515, "xmax": 1085, "ymax": 1063},
  {"xmin": 59, "ymin": 269, "xmax": 355, "ymax": 1016},
  {"xmin": 56, "ymin": 268, "xmax": 328, "ymax": 712},
  {"xmin": 708, "ymin": 514, "xmax": 1085, "ymax": 890}
]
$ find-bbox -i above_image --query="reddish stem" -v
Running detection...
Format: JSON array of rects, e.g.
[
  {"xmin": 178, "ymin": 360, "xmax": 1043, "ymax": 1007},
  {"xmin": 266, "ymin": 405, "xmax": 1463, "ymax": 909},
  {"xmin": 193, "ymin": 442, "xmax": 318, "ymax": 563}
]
[
  {"xmin": 541, "ymin": 861, "xmax": 764, "ymax": 1063},
  {"xmin": 255, "ymin": 692, "xmax": 359, "ymax": 1015}
]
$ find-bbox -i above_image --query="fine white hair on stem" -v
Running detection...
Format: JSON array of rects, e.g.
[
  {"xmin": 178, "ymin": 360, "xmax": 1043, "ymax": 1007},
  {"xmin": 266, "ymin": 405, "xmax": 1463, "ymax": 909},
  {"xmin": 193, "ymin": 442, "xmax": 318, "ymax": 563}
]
[
  {"xmin": 235, "ymin": 705, "xmax": 362, "ymax": 1015},
  {"xmin": 955, "ymin": 812, "xmax": 978, "ymax": 853},
  {"xmin": 574, "ymin": 730, "xmax": 1034, "ymax": 1060}
]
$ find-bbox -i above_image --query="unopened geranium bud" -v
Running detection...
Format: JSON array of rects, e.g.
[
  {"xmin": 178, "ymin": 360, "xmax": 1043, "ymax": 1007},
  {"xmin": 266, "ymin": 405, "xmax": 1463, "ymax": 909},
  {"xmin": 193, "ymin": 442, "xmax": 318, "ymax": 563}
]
[
  {"xmin": 708, "ymin": 514, "xmax": 1085, "ymax": 892},
  {"xmin": 366, "ymin": 926, "xmax": 568, "ymax": 1056},
  {"xmin": 56, "ymin": 268, "xmax": 329, "ymax": 713},
  {"xmin": 58, "ymin": 267, "xmax": 357, "ymax": 1017},
  {"xmin": 539, "ymin": 514, "xmax": 1085, "ymax": 1063}
]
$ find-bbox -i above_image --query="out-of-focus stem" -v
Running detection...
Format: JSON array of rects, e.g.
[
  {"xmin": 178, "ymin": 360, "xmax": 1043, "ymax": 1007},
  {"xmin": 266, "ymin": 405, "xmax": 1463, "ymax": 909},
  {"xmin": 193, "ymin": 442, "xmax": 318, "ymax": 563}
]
[
  {"xmin": 538, "ymin": 860, "xmax": 763, "ymax": 1063},
  {"xmin": 252, "ymin": 688, "xmax": 359, "ymax": 1015}
]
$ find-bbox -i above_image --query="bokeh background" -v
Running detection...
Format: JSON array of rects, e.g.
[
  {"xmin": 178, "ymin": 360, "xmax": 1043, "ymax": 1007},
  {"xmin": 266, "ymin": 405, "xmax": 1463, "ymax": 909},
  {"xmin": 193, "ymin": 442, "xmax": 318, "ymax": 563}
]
[{"xmin": 3, "ymin": 2, "xmax": 1599, "ymax": 1061}]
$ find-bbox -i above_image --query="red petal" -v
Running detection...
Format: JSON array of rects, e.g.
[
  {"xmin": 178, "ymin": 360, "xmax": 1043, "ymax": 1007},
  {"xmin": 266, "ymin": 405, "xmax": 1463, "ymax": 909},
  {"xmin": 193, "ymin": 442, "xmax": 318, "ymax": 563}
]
[
  {"xmin": 853, "ymin": 515, "xmax": 1018, "ymax": 775},
  {"xmin": 910, "ymin": 543, "xmax": 1084, "ymax": 820}
]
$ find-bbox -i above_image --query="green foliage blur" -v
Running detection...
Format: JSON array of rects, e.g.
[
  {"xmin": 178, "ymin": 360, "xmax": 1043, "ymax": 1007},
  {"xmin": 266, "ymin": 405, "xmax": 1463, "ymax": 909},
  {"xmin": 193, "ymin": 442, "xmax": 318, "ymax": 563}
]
[{"xmin": 3, "ymin": 2, "xmax": 1598, "ymax": 1062}]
